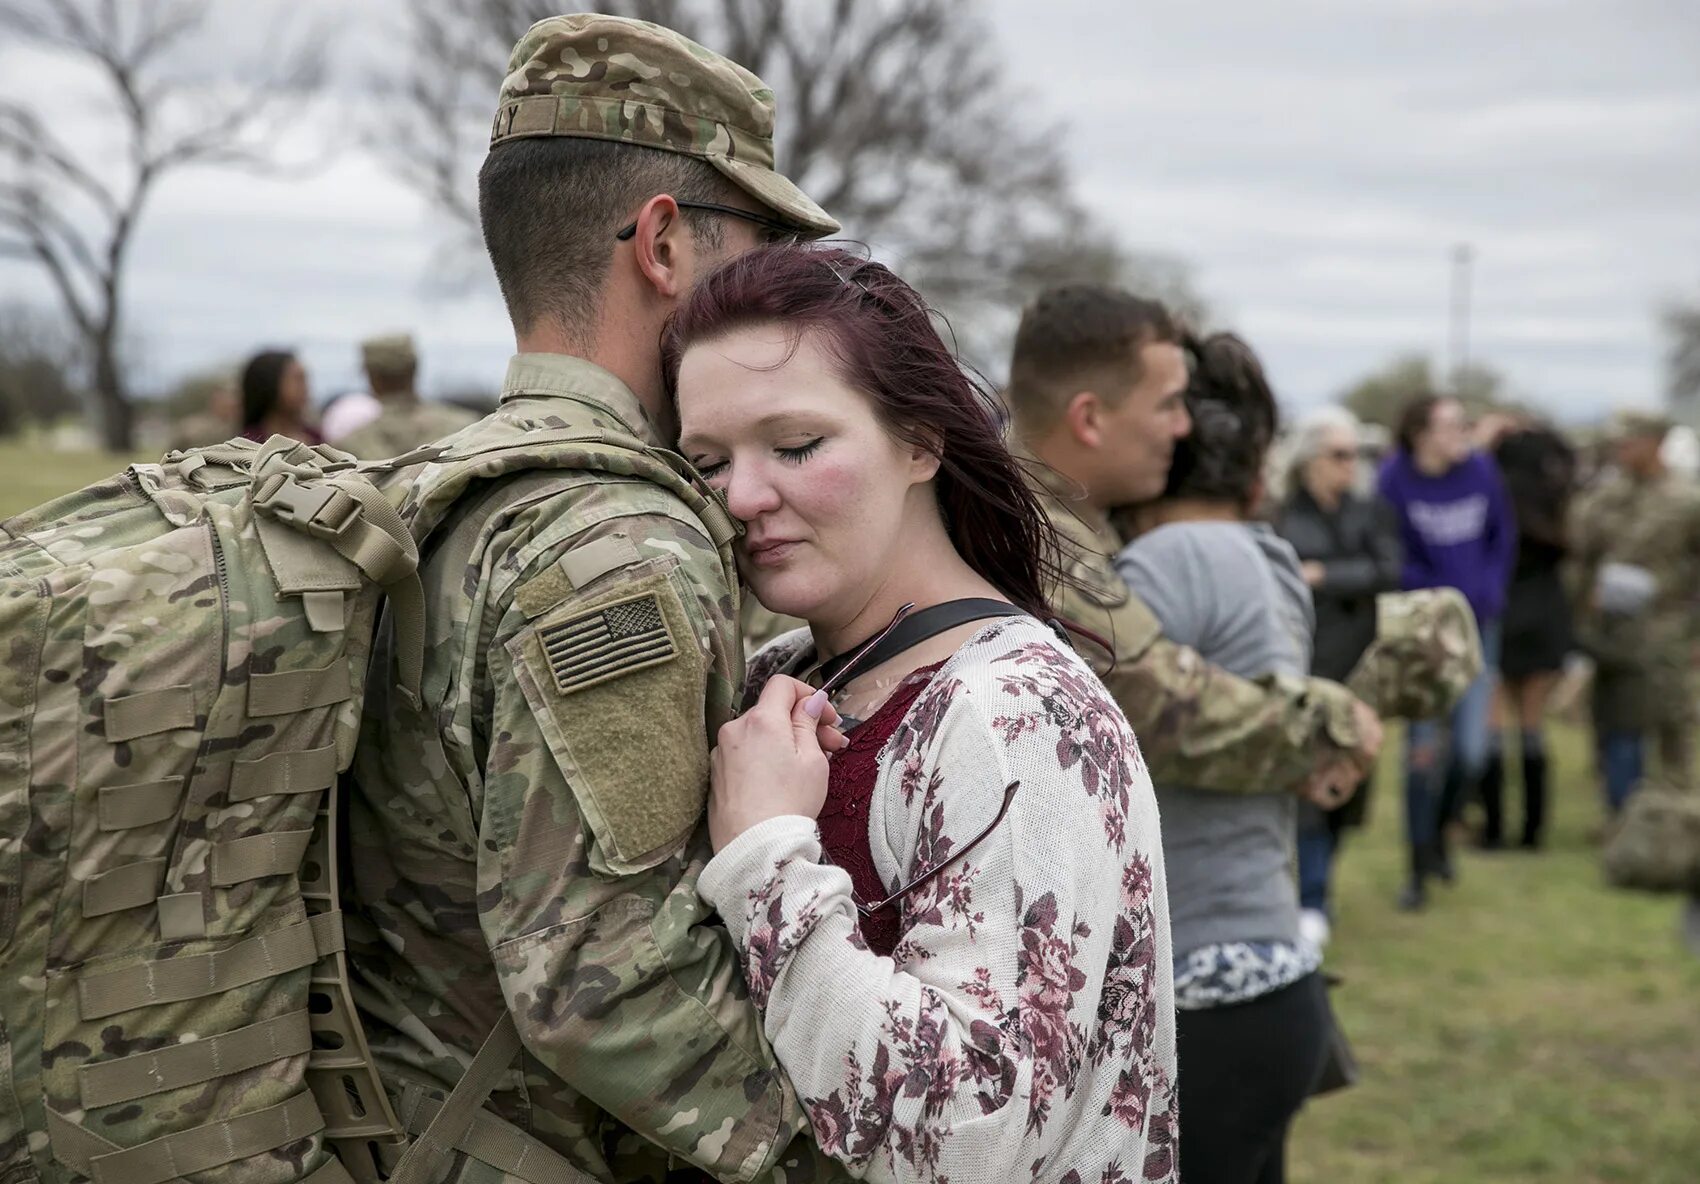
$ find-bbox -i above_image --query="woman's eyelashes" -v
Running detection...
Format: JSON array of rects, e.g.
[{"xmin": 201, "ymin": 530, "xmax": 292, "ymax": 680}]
[
  {"xmin": 776, "ymin": 437, "xmax": 824, "ymax": 465},
  {"xmin": 692, "ymin": 438, "xmax": 826, "ymax": 484}
]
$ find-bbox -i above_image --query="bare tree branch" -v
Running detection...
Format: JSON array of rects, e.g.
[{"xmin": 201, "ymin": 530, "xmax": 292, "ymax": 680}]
[
  {"xmin": 0, "ymin": 101, "xmax": 121, "ymax": 215},
  {"xmin": 0, "ymin": 0, "xmax": 326, "ymax": 447},
  {"xmin": 370, "ymin": 0, "xmax": 1184, "ymax": 368}
]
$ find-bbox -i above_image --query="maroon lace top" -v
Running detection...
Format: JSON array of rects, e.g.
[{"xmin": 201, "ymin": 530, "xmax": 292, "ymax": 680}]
[{"xmin": 817, "ymin": 662, "xmax": 943, "ymax": 958}]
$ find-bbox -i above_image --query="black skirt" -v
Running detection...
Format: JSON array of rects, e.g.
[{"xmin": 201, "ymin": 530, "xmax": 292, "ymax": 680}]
[{"xmin": 1501, "ymin": 567, "xmax": 1573, "ymax": 679}]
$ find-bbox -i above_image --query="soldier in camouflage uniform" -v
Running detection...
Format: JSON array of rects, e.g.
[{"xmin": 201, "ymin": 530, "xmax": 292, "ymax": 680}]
[
  {"xmin": 347, "ymin": 15, "xmax": 844, "ymax": 1183},
  {"xmin": 336, "ymin": 333, "xmax": 478, "ymax": 459},
  {"xmin": 1571, "ymin": 410, "xmax": 1700, "ymax": 805},
  {"xmin": 1005, "ymin": 286, "xmax": 1382, "ymax": 799}
]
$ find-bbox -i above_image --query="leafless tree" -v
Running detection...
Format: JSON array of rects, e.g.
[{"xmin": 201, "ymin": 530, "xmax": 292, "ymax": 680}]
[
  {"xmin": 1665, "ymin": 294, "xmax": 1700, "ymax": 417},
  {"xmin": 381, "ymin": 0, "xmax": 1203, "ymax": 370},
  {"xmin": 0, "ymin": 0, "xmax": 322, "ymax": 449}
]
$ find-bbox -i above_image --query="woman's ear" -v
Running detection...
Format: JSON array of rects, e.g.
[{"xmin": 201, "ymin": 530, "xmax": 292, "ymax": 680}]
[{"xmin": 908, "ymin": 434, "xmax": 943, "ymax": 484}]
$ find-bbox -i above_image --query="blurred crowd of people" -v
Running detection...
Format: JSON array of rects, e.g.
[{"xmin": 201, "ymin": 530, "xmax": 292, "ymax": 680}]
[
  {"xmin": 168, "ymin": 332, "xmax": 480, "ymax": 458},
  {"xmin": 1267, "ymin": 394, "xmax": 1700, "ymax": 939}
]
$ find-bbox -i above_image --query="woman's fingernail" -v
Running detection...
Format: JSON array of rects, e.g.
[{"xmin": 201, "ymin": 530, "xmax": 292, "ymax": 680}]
[{"xmin": 803, "ymin": 689, "xmax": 829, "ymax": 720}]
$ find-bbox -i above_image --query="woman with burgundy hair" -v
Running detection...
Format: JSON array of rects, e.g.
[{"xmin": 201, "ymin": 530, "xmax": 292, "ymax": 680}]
[{"xmin": 663, "ymin": 244, "xmax": 1179, "ymax": 1183}]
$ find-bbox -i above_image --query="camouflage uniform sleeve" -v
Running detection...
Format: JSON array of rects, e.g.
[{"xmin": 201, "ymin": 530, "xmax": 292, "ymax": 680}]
[
  {"xmin": 476, "ymin": 494, "xmax": 804, "ymax": 1181},
  {"xmin": 1058, "ymin": 558, "xmax": 1358, "ymax": 794}
]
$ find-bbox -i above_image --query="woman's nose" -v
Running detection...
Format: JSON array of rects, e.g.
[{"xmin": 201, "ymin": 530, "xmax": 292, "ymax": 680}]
[{"xmin": 721, "ymin": 462, "xmax": 782, "ymax": 520}]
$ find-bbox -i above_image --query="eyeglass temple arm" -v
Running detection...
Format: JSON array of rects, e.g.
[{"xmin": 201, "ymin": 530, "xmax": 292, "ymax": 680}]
[{"xmin": 854, "ymin": 780, "xmax": 1020, "ymax": 918}]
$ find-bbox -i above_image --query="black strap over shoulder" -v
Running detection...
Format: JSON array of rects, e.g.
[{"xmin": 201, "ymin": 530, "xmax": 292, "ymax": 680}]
[{"xmin": 814, "ymin": 598, "xmax": 1026, "ymax": 685}]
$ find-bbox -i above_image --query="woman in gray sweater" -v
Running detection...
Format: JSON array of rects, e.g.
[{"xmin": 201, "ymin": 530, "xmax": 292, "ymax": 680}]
[{"xmin": 1115, "ymin": 332, "xmax": 1330, "ymax": 1184}]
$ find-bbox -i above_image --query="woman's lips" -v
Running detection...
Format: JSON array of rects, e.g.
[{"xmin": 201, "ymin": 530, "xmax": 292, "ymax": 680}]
[{"xmin": 744, "ymin": 539, "xmax": 802, "ymax": 567}]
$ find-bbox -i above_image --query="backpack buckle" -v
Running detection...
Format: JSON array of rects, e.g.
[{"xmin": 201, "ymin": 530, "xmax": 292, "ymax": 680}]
[{"xmin": 254, "ymin": 473, "xmax": 361, "ymax": 538}]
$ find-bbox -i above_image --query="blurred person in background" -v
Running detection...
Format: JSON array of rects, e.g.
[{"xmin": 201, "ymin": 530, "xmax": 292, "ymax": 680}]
[
  {"xmin": 239, "ymin": 348, "xmax": 322, "ymax": 445},
  {"xmin": 336, "ymin": 332, "xmax": 476, "ymax": 459},
  {"xmin": 1116, "ymin": 332, "xmax": 1330, "ymax": 1184},
  {"xmin": 168, "ymin": 377, "xmax": 238, "ymax": 451},
  {"xmin": 1571, "ymin": 411, "xmax": 1700, "ymax": 814},
  {"xmin": 1275, "ymin": 405, "xmax": 1401, "ymax": 946},
  {"xmin": 1378, "ymin": 393, "xmax": 1515, "ymax": 910},
  {"xmin": 1484, "ymin": 419, "xmax": 1578, "ymax": 850}
]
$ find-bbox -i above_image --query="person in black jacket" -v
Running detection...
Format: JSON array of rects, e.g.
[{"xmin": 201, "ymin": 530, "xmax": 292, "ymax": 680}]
[{"xmin": 1276, "ymin": 406, "xmax": 1402, "ymax": 945}]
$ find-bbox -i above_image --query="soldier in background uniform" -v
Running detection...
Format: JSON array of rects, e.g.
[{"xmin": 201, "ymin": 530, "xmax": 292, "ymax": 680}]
[
  {"xmin": 1571, "ymin": 410, "xmax": 1700, "ymax": 808},
  {"xmin": 347, "ymin": 16, "xmax": 845, "ymax": 1183},
  {"xmin": 1005, "ymin": 286, "xmax": 1383, "ymax": 800},
  {"xmin": 336, "ymin": 333, "xmax": 477, "ymax": 459}
]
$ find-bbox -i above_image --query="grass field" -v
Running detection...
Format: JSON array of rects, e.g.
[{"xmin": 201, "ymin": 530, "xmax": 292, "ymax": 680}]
[
  {"xmin": 5, "ymin": 444, "xmax": 1697, "ymax": 1182},
  {"xmin": 1289, "ymin": 725, "xmax": 1700, "ymax": 1183}
]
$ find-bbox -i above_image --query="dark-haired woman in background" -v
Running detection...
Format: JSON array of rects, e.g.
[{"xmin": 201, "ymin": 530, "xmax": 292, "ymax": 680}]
[
  {"xmin": 1485, "ymin": 420, "xmax": 1577, "ymax": 849},
  {"xmin": 669, "ymin": 244, "xmax": 1178, "ymax": 1182},
  {"xmin": 239, "ymin": 349, "xmax": 323, "ymax": 445},
  {"xmin": 1116, "ymin": 332, "xmax": 1330, "ymax": 1184},
  {"xmin": 1275, "ymin": 406, "xmax": 1402, "ymax": 949}
]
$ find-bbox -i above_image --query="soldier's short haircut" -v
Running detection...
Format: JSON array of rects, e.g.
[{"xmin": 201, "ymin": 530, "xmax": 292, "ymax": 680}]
[
  {"xmin": 479, "ymin": 137, "xmax": 745, "ymax": 338},
  {"xmin": 1005, "ymin": 285, "xmax": 1181, "ymax": 433}
]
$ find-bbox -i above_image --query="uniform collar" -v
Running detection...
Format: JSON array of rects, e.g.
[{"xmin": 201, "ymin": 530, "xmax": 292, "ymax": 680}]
[
  {"xmin": 498, "ymin": 353, "xmax": 663, "ymax": 447},
  {"xmin": 1015, "ymin": 444, "xmax": 1118, "ymax": 556}
]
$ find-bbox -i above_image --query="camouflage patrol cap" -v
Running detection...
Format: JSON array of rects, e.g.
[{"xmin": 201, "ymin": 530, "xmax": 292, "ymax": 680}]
[
  {"xmin": 489, "ymin": 14, "xmax": 839, "ymax": 238},
  {"xmin": 360, "ymin": 333, "xmax": 417, "ymax": 375},
  {"xmin": 1345, "ymin": 588, "xmax": 1483, "ymax": 721},
  {"xmin": 1610, "ymin": 409, "xmax": 1672, "ymax": 441}
]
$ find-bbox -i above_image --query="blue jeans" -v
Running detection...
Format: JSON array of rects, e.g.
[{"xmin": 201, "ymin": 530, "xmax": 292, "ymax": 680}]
[
  {"xmin": 1597, "ymin": 730, "xmax": 1645, "ymax": 813},
  {"xmin": 1296, "ymin": 815, "xmax": 1334, "ymax": 915},
  {"xmin": 1405, "ymin": 618, "xmax": 1501, "ymax": 853}
]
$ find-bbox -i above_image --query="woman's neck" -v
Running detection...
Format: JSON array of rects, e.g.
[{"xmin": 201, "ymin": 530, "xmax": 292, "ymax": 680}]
[
  {"xmin": 1413, "ymin": 448, "xmax": 1453, "ymax": 477},
  {"xmin": 1304, "ymin": 474, "xmax": 1343, "ymax": 512},
  {"xmin": 811, "ymin": 548, "xmax": 1004, "ymax": 661},
  {"xmin": 261, "ymin": 411, "xmax": 302, "ymax": 437}
]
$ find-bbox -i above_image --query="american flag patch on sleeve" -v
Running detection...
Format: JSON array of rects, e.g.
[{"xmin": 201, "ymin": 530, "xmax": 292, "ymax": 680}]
[{"xmin": 540, "ymin": 591, "xmax": 678, "ymax": 694}]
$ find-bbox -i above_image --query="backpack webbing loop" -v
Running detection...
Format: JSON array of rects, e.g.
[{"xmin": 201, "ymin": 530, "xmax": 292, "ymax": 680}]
[{"xmin": 48, "ymin": 1090, "xmax": 330, "ymax": 1184}]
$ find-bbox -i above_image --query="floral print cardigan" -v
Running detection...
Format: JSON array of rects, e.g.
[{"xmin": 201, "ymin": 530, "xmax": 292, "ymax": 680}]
[{"xmin": 698, "ymin": 618, "xmax": 1178, "ymax": 1184}]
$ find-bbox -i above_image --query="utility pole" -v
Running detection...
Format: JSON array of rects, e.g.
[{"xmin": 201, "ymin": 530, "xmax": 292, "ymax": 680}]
[{"xmin": 1449, "ymin": 243, "xmax": 1474, "ymax": 393}]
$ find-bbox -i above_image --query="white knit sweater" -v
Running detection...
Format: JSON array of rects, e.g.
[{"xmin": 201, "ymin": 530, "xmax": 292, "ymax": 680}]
[{"xmin": 699, "ymin": 617, "xmax": 1178, "ymax": 1184}]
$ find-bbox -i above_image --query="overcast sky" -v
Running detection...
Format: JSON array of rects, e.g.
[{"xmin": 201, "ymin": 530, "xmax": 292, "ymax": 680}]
[{"xmin": 2, "ymin": 0, "xmax": 1697, "ymax": 421}]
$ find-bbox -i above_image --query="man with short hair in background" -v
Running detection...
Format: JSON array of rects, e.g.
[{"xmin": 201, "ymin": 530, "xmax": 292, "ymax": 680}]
[
  {"xmin": 336, "ymin": 332, "xmax": 477, "ymax": 458},
  {"xmin": 348, "ymin": 15, "xmax": 846, "ymax": 1183},
  {"xmin": 1006, "ymin": 284, "xmax": 1383, "ymax": 805}
]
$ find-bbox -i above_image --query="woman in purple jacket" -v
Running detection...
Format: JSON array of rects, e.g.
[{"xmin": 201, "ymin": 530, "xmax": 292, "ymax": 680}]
[{"xmin": 1378, "ymin": 394, "xmax": 1516, "ymax": 910}]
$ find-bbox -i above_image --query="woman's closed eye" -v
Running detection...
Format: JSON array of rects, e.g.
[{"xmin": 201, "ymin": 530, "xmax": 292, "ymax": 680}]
[
  {"xmin": 693, "ymin": 438, "xmax": 825, "ymax": 482},
  {"xmin": 777, "ymin": 437, "xmax": 824, "ymax": 465}
]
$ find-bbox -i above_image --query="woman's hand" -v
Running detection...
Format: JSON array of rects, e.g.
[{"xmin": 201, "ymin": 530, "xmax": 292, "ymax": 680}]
[
  {"xmin": 709, "ymin": 675, "xmax": 848, "ymax": 853},
  {"xmin": 1301, "ymin": 560, "xmax": 1327, "ymax": 588}
]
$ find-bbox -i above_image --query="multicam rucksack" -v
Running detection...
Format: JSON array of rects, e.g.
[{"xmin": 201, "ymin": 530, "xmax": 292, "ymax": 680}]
[
  {"xmin": 0, "ymin": 430, "xmax": 736, "ymax": 1184},
  {"xmin": 1603, "ymin": 781, "xmax": 1700, "ymax": 895}
]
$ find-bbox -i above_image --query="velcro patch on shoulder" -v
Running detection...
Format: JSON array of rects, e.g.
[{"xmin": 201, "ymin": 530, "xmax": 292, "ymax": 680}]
[{"xmin": 541, "ymin": 589, "xmax": 679, "ymax": 695}]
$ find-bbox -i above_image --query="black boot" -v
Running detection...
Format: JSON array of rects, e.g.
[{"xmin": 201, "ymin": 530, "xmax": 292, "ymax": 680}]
[
  {"xmin": 1479, "ymin": 748, "xmax": 1506, "ymax": 849},
  {"xmin": 1520, "ymin": 746, "xmax": 1548, "ymax": 850},
  {"xmin": 1397, "ymin": 842, "xmax": 1429, "ymax": 912}
]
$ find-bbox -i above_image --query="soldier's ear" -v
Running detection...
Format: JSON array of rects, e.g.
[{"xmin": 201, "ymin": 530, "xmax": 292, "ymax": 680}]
[
  {"xmin": 628, "ymin": 194, "xmax": 689, "ymax": 300},
  {"xmin": 1064, "ymin": 390, "xmax": 1103, "ymax": 449}
]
